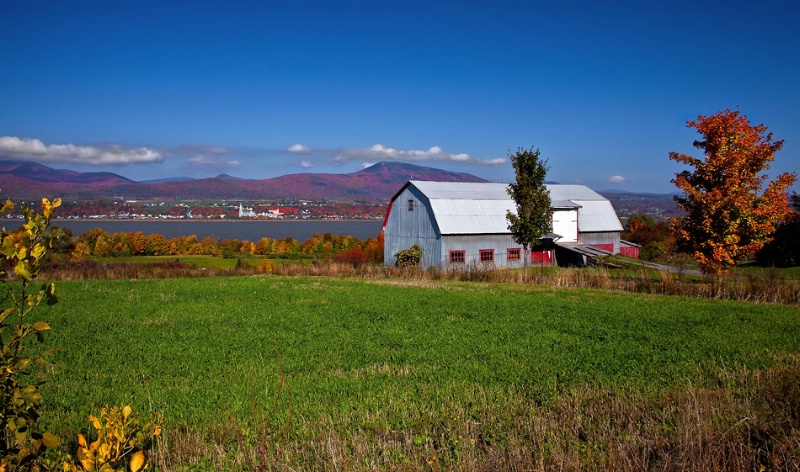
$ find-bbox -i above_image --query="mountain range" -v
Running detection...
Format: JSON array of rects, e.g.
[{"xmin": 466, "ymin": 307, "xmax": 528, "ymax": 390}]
[{"xmin": 0, "ymin": 160, "xmax": 487, "ymax": 201}]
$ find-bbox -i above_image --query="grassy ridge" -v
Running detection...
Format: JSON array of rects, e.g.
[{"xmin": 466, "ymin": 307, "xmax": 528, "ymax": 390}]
[{"xmin": 37, "ymin": 277, "xmax": 800, "ymax": 468}]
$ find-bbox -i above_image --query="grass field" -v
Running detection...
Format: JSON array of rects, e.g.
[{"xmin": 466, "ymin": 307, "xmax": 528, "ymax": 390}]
[
  {"xmin": 37, "ymin": 276, "xmax": 800, "ymax": 470},
  {"xmin": 93, "ymin": 254, "xmax": 307, "ymax": 269}
]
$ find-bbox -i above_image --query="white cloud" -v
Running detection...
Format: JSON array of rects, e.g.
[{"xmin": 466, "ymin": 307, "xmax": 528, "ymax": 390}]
[
  {"xmin": 299, "ymin": 160, "xmax": 313, "ymax": 168},
  {"xmin": 361, "ymin": 162, "xmax": 375, "ymax": 169},
  {"xmin": 288, "ymin": 144, "xmax": 311, "ymax": 154},
  {"xmin": 333, "ymin": 144, "xmax": 505, "ymax": 166},
  {"xmin": 187, "ymin": 155, "xmax": 240, "ymax": 168},
  {"xmin": 0, "ymin": 136, "xmax": 163, "ymax": 165},
  {"xmin": 608, "ymin": 175, "xmax": 626, "ymax": 183}
]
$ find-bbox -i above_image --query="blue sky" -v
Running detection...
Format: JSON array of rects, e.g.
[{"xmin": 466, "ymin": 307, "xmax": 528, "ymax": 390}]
[{"xmin": 1, "ymin": 0, "xmax": 797, "ymax": 193}]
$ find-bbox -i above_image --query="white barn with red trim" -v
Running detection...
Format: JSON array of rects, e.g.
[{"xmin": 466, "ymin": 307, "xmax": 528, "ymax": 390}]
[{"xmin": 383, "ymin": 180, "xmax": 625, "ymax": 268}]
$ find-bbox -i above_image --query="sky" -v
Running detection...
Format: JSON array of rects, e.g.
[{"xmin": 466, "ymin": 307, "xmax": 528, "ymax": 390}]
[{"xmin": 1, "ymin": 0, "xmax": 798, "ymax": 193}]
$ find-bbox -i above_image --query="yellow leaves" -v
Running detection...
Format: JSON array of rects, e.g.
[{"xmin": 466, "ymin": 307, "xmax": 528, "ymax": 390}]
[
  {"xmin": 41, "ymin": 197, "xmax": 62, "ymax": 219},
  {"xmin": 66, "ymin": 405, "xmax": 161, "ymax": 472},
  {"xmin": 42, "ymin": 432, "xmax": 60, "ymax": 448},
  {"xmin": 129, "ymin": 451, "xmax": 145, "ymax": 472},
  {"xmin": 1, "ymin": 197, "xmax": 14, "ymax": 214},
  {"xmin": 0, "ymin": 193, "xmax": 63, "ymax": 470},
  {"xmin": 13, "ymin": 261, "xmax": 32, "ymax": 281},
  {"xmin": 32, "ymin": 321, "xmax": 51, "ymax": 332},
  {"xmin": 89, "ymin": 415, "xmax": 102, "ymax": 430}
]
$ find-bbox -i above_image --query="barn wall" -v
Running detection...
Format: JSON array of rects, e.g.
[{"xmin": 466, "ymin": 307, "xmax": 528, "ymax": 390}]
[
  {"xmin": 579, "ymin": 231, "xmax": 621, "ymax": 253},
  {"xmin": 384, "ymin": 186, "xmax": 442, "ymax": 266},
  {"xmin": 440, "ymin": 234, "xmax": 526, "ymax": 269},
  {"xmin": 619, "ymin": 240, "xmax": 640, "ymax": 258},
  {"xmin": 530, "ymin": 249, "xmax": 556, "ymax": 266}
]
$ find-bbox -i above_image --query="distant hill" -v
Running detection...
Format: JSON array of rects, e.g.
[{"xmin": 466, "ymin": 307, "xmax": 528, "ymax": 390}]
[
  {"xmin": 0, "ymin": 160, "xmax": 134, "ymax": 185},
  {"xmin": 598, "ymin": 191, "xmax": 681, "ymax": 219},
  {"xmin": 138, "ymin": 177, "xmax": 195, "ymax": 184},
  {"xmin": 0, "ymin": 160, "xmax": 487, "ymax": 201}
]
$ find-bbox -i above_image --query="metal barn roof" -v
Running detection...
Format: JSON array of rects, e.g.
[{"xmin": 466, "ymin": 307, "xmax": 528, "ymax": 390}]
[
  {"xmin": 400, "ymin": 180, "xmax": 622, "ymax": 235},
  {"xmin": 572, "ymin": 200, "xmax": 624, "ymax": 232}
]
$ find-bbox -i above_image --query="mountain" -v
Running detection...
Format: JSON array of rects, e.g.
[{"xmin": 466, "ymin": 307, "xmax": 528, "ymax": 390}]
[
  {"xmin": 0, "ymin": 160, "xmax": 134, "ymax": 185},
  {"xmin": 138, "ymin": 177, "xmax": 195, "ymax": 184},
  {"xmin": 0, "ymin": 160, "xmax": 487, "ymax": 201}
]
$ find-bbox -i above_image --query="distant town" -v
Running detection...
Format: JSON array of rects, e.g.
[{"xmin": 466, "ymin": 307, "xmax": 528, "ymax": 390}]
[
  {"xmin": 4, "ymin": 191, "xmax": 679, "ymax": 222},
  {"xmin": 9, "ymin": 199, "xmax": 389, "ymax": 221}
]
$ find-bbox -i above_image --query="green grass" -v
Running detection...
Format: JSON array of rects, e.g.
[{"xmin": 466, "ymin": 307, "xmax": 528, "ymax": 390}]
[
  {"xmin": 38, "ymin": 276, "xmax": 799, "ymax": 443},
  {"xmin": 93, "ymin": 254, "xmax": 307, "ymax": 269}
]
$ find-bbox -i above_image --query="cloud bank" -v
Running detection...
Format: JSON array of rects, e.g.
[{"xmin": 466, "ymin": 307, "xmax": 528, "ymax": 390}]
[
  {"xmin": 0, "ymin": 136, "xmax": 163, "ymax": 165},
  {"xmin": 608, "ymin": 175, "xmax": 625, "ymax": 183},
  {"xmin": 333, "ymin": 144, "xmax": 505, "ymax": 166}
]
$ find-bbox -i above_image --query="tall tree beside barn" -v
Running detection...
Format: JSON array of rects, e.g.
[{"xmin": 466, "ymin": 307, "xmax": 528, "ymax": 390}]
[
  {"xmin": 506, "ymin": 147, "xmax": 553, "ymax": 279},
  {"xmin": 670, "ymin": 109, "xmax": 797, "ymax": 277}
]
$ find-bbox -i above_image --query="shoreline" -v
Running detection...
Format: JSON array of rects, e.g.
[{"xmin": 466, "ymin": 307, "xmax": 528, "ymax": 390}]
[{"xmin": 5, "ymin": 217, "xmax": 382, "ymax": 223}]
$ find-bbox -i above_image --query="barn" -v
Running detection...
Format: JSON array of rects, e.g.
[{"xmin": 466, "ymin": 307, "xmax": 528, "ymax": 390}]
[{"xmin": 383, "ymin": 180, "xmax": 625, "ymax": 268}]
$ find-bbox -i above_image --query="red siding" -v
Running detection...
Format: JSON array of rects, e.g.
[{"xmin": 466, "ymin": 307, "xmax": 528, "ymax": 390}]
[
  {"xmin": 531, "ymin": 249, "xmax": 555, "ymax": 266},
  {"xmin": 619, "ymin": 246, "xmax": 639, "ymax": 258},
  {"xmin": 591, "ymin": 243, "xmax": 614, "ymax": 252}
]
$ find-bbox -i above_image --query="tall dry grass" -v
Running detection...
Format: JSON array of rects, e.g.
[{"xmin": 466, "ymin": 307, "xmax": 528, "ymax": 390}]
[
  {"xmin": 153, "ymin": 358, "xmax": 800, "ymax": 471},
  {"xmin": 42, "ymin": 259, "xmax": 800, "ymax": 305}
]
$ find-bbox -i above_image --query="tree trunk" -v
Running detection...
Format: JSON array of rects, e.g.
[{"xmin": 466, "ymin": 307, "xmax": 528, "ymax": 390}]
[{"xmin": 524, "ymin": 246, "xmax": 529, "ymax": 282}]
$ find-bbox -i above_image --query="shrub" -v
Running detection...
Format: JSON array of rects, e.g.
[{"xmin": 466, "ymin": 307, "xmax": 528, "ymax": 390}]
[
  {"xmin": 394, "ymin": 243, "xmax": 422, "ymax": 267},
  {"xmin": 0, "ymin": 197, "xmax": 62, "ymax": 470},
  {"xmin": 62, "ymin": 405, "xmax": 161, "ymax": 472},
  {"xmin": 335, "ymin": 247, "xmax": 368, "ymax": 268}
]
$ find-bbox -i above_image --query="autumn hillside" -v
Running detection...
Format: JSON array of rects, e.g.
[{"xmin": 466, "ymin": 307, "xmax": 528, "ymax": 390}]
[{"xmin": 0, "ymin": 160, "xmax": 487, "ymax": 201}]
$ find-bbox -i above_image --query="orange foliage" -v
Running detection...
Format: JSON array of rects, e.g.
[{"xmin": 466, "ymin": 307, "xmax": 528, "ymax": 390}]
[{"xmin": 670, "ymin": 109, "xmax": 797, "ymax": 276}]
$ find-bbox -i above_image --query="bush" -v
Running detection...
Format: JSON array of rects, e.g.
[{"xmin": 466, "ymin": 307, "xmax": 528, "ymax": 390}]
[
  {"xmin": 394, "ymin": 243, "xmax": 422, "ymax": 267},
  {"xmin": 335, "ymin": 247, "xmax": 368, "ymax": 268},
  {"xmin": 0, "ymin": 197, "xmax": 62, "ymax": 470}
]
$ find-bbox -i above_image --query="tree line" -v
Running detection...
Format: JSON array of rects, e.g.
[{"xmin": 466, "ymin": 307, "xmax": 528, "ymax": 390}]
[{"xmin": 40, "ymin": 226, "xmax": 385, "ymax": 265}]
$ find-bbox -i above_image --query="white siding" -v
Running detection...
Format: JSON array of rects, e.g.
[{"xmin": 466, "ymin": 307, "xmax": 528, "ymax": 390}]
[{"xmin": 552, "ymin": 208, "xmax": 578, "ymax": 242}]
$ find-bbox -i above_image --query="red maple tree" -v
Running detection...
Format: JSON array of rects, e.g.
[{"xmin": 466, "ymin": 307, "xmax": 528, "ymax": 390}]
[{"xmin": 669, "ymin": 110, "xmax": 796, "ymax": 276}]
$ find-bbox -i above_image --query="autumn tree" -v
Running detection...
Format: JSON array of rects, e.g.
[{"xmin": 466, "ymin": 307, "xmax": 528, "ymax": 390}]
[
  {"xmin": 506, "ymin": 147, "xmax": 553, "ymax": 279},
  {"xmin": 669, "ymin": 109, "xmax": 797, "ymax": 276},
  {"xmin": 623, "ymin": 214, "xmax": 676, "ymax": 261}
]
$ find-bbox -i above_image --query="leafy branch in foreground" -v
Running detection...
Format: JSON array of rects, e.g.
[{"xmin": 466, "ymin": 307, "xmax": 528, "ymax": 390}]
[{"xmin": 0, "ymin": 197, "xmax": 62, "ymax": 470}]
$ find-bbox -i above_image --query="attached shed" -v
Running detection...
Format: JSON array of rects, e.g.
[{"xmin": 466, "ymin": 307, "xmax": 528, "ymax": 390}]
[{"xmin": 383, "ymin": 180, "xmax": 625, "ymax": 268}]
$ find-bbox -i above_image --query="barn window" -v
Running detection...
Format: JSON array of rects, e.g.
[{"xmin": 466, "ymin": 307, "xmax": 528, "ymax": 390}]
[
  {"xmin": 507, "ymin": 248, "xmax": 521, "ymax": 261},
  {"xmin": 450, "ymin": 250, "xmax": 465, "ymax": 263},
  {"xmin": 407, "ymin": 199, "xmax": 414, "ymax": 211},
  {"xmin": 480, "ymin": 249, "xmax": 494, "ymax": 263}
]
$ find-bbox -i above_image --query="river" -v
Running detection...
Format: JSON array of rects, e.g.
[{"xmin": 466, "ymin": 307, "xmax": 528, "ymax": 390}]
[{"xmin": 25, "ymin": 219, "xmax": 384, "ymax": 241}]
